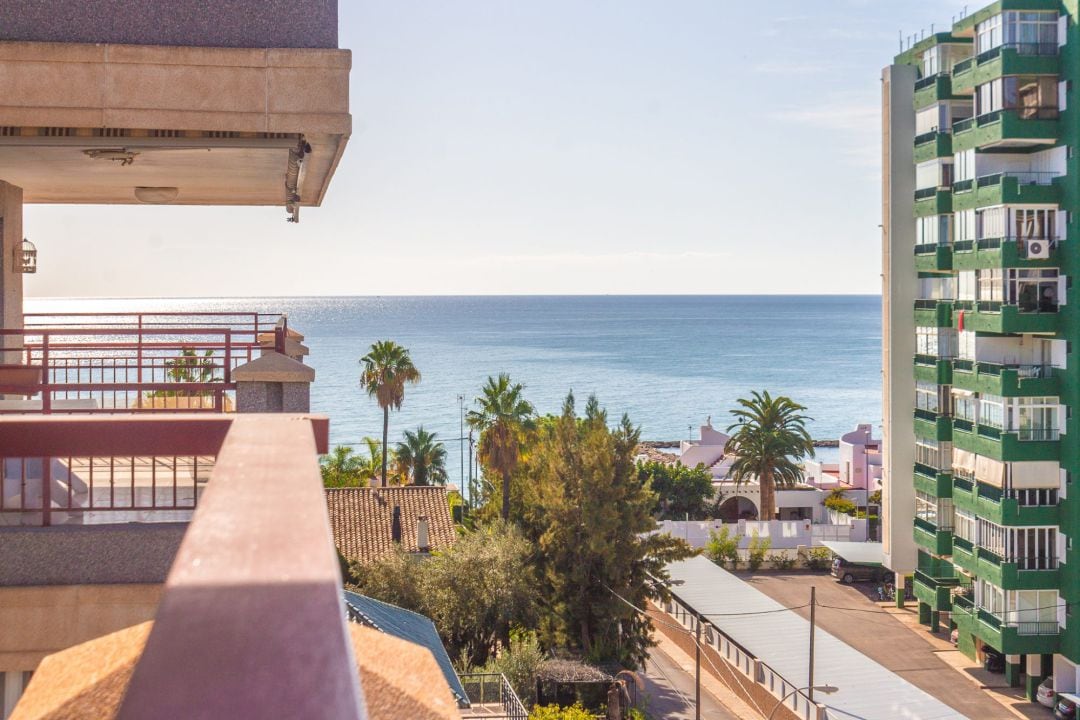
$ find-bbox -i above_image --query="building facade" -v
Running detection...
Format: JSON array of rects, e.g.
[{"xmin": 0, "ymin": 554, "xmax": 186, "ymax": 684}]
[{"xmin": 883, "ymin": 1, "xmax": 1080, "ymax": 699}]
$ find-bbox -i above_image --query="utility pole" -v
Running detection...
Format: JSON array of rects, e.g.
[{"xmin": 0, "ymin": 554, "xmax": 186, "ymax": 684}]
[
  {"xmin": 457, "ymin": 394, "xmax": 465, "ymax": 500},
  {"xmin": 695, "ymin": 613, "xmax": 702, "ymax": 720},
  {"xmin": 809, "ymin": 586, "xmax": 817, "ymax": 704},
  {"xmin": 468, "ymin": 429, "xmax": 475, "ymax": 504}
]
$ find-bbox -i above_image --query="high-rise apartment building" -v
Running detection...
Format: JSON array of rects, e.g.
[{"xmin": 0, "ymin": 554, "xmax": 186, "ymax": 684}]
[{"xmin": 883, "ymin": 1, "xmax": 1077, "ymax": 700}]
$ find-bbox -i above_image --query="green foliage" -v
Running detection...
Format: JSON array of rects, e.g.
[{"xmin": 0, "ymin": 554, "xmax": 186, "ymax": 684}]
[
  {"xmin": 824, "ymin": 488, "xmax": 857, "ymax": 516},
  {"xmin": 395, "ymin": 426, "xmax": 448, "ymax": 485},
  {"xmin": 637, "ymin": 460, "xmax": 718, "ymax": 520},
  {"xmin": 486, "ymin": 631, "xmax": 545, "ymax": 708},
  {"xmin": 805, "ymin": 547, "xmax": 833, "ymax": 571},
  {"xmin": 516, "ymin": 393, "xmax": 694, "ymax": 668},
  {"xmin": 627, "ymin": 710, "xmax": 647, "ymax": 720},
  {"xmin": 746, "ymin": 533, "xmax": 771, "ymax": 571},
  {"xmin": 147, "ymin": 347, "xmax": 220, "ymax": 398},
  {"xmin": 768, "ymin": 552, "xmax": 796, "ymax": 571},
  {"xmin": 359, "ymin": 340, "xmax": 421, "ymax": 486},
  {"xmin": 352, "ymin": 523, "xmax": 535, "ymax": 666},
  {"xmin": 529, "ymin": 703, "xmax": 593, "ymax": 720},
  {"xmin": 320, "ymin": 445, "xmax": 372, "ymax": 488},
  {"xmin": 724, "ymin": 390, "xmax": 814, "ymax": 521},
  {"xmin": 705, "ymin": 527, "xmax": 740, "ymax": 569},
  {"xmin": 868, "ymin": 489, "xmax": 882, "ymax": 506},
  {"xmin": 467, "ymin": 373, "xmax": 536, "ymax": 521}
]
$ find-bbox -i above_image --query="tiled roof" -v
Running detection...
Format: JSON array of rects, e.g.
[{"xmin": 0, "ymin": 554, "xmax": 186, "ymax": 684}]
[
  {"xmin": 344, "ymin": 591, "xmax": 468, "ymax": 707},
  {"xmin": 326, "ymin": 486, "xmax": 456, "ymax": 565}
]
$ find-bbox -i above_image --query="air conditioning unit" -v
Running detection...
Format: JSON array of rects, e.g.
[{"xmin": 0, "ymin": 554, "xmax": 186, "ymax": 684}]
[{"xmin": 1026, "ymin": 239, "xmax": 1051, "ymax": 259}]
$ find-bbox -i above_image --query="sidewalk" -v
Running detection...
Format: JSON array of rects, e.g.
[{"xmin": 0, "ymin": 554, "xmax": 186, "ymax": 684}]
[
  {"xmin": 879, "ymin": 602, "xmax": 1045, "ymax": 720},
  {"xmin": 650, "ymin": 630, "xmax": 763, "ymax": 719}
]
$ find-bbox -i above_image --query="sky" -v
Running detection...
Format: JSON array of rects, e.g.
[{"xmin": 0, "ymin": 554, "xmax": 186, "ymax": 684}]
[{"xmin": 25, "ymin": 0, "xmax": 971, "ymax": 298}]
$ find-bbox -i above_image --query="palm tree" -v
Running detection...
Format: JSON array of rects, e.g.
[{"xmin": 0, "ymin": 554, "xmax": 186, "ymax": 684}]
[
  {"xmin": 356, "ymin": 437, "xmax": 385, "ymax": 486},
  {"xmin": 724, "ymin": 390, "xmax": 814, "ymax": 522},
  {"xmin": 395, "ymin": 427, "xmax": 448, "ymax": 486},
  {"xmin": 466, "ymin": 373, "xmax": 535, "ymax": 520},
  {"xmin": 359, "ymin": 341, "xmax": 421, "ymax": 487},
  {"xmin": 320, "ymin": 445, "xmax": 368, "ymax": 488}
]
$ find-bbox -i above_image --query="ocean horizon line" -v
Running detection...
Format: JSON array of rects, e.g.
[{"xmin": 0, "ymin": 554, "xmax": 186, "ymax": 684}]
[{"xmin": 26, "ymin": 292, "xmax": 883, "ymax": 301}]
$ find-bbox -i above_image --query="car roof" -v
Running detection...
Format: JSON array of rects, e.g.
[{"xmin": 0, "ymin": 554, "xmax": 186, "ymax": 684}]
[{"xmin": 1058, "ymin": 692, "xmax": 1080, "ymax": 703}]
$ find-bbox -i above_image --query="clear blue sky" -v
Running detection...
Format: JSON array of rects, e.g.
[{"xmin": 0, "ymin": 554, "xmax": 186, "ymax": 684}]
[{"xmin": 25, "ymin": 0, "xmax": 968, "ymax": 298}]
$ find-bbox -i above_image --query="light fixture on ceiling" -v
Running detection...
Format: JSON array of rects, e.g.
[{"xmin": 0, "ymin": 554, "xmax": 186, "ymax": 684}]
[
  {"xmin": 83, "ymin": 148, "xmax": 139, "ymax": 166},
  {"xmin": 134, "ymin": 186, "xmax": 179, "ymax": 204}
]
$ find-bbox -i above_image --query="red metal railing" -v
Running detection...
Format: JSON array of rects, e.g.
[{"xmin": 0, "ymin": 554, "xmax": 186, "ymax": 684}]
[{"xmin": 0, "ymin": 312, "xmax": 289, "ymax": 414}]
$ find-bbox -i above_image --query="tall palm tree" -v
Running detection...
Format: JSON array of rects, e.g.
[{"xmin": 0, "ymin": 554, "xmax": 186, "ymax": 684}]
[
  {"xmin": 320, "ymin": 445, "xmax": 368, "ymax": 488},
  {"xmin": 395, "ymin": 427, "xmax": 448, "ymax": 486},
  {"xmin": 467, "ymin": 373, "xmax": 535, "ymax": 520},
  {"xmin": 724, "ymin": 390, "xmax": 814, "ymax": 522},
  {"xmin": 359, "ymin": 341, "xmax": 421, "ymax": 487}
]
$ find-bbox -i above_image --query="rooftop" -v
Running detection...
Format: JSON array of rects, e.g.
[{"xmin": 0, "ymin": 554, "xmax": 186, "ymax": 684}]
[{"xmin": 327, "ymin": 486, "xmax": 457, "ymax": 565}]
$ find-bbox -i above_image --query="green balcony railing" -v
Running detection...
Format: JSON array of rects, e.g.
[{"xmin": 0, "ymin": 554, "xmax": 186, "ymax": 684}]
[
  {"xmin": 953, "ymin": 108, "xmax": 1060, "ymax": 152},
  {"xmin": 951, "ymin": 361, "xmax": 1057, "ymax": 396}
]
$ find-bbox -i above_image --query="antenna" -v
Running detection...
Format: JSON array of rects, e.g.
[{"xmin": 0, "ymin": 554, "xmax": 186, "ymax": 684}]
[
  {"xmin": 931, "ymin": 23, "xmax": 935, "ymax": 35},
  {"xmin": 899, "ymin": 30, "xmax": 903, "ymax": 52}
]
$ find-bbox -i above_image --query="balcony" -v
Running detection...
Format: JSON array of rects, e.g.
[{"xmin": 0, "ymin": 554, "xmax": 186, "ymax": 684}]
[
  {"xmin": 952, "ymin": 421, "xmax": 1060, "ymax": 462},
  {"xmin": 953, "ymin": 109, "xmax": 1059, "ymax": 152},
  {"xmin": 951, "ymin": 361, "xmax": 1058, "ymax": 397},
  {"xmin": 952, "ymin": 172, "xmax": 1062, "ymax": 212},
  {"xmin": 951, "ymin": 43, "xmax": 1059, "ymax": 94},
  {"xmin": 952, "ymin": 301, "xmax": 1059, "ymax": 334},
  {"xmin": 913, "ymin": 569, "xmax": 964, "ymax": 611},
  {"xmin": 952, "ymin": 535, "xmax": 977, "ymax": 574},
  {"xmin": 914, "ymin": 462, "xmax": 952, "ymax": 498},
  {"xmin": 914, "ymin": 354, "xmax": 953, "ymax": 385},
  {"xmin": 914, "ymin": 299, "xmax": 952, "ymax": 328},
  {"xmin": 0, "ymin": 312, "xmax": 293, "ymax": 414},
  {"xmin": 914, "ymin": 516, "xmax": 952, "ymax": 556},
  {"xmin": 976, "ymin": 545, "xmax": 1060, "ymax": 591},
  {"xmin": 914, "ymin": 408, "xmax": 952, "ymax": 442},
  {"xmin": 952, "ymin": 477, "xmax": 1060, "ymax": 527},
  {"xmin": 914, "ymin": 131, "xmax": 953, "ymax": 163},
  {"xmin": 952, "ymin": 236, "xmax": 1061, "ymax": 271},
  {"xmin": 914, "ymin": 73, "xmax": 958, "ymax": 110},
  {"xmin": 914, "ymin": 243, "xmax": 953, "ymax": 273},
  {"xmin": 914, "ymin": 187, "xmax": 953, "ymax": 217}
]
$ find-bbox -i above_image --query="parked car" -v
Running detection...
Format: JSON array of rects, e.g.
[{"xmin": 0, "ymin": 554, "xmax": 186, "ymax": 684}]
[
  {"xmin": 1054, "ymin": 694, "xmax": 1077, "ymax": 720},
  {"xmin": 831, "ymin": 557, "xmax": 883, "ymax": 584},
  {"xmin": 982, "ymin": 648, "xmax": 1005, "ymax": 673},
  {"xmin": 1038, "ymin": 677, "xmax": 1057, "ymax": 708}
]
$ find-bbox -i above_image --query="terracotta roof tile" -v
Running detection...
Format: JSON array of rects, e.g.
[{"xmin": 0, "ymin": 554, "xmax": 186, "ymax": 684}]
[{"xmin": 326, "ymin": 486, "xmax": 456, "ymax": 565}]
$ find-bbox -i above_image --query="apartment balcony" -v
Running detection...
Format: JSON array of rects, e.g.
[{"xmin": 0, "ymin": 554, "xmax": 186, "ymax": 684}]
[
  {"xmin": 914, "ymin": 299, "xmax": 953, "ymax": 328},
  {"xmin": 951, "ymin": 476, "xmax": 1060, "ymax": 527},
  {"xmin": 914, "ymin": 516, "xmax": 952, "ymax": 556},
  {"xmin": 914, "ymin": 243, "xmax": 953, "ymax": 273},
  {"xmin": 914, "ymin": 408, "xmax": 952, "ymax": 442},
  {"xmin": 951, "ymin": 44, "xmax": 1059, "ymax": 95},
  {"xmin": 952, "ymin": 534, "xmax": 978, "ymax": 574},
  {"xmin": 975, "ymin": 546, "xmax": 1060, "ymax": 593},
  {"xmin": 914, "ymin": 354, "xmax": 953, "ymax": 385},
  {"xmin": 952, "ymin": 594, "xmax": 1061, "ymax": 655},
  {"xmin": 914, "ymin": 187, "xmax": 953, "ymax": 217},
  {"xmin": 914, "ymin": 131, "xmax": 953, "ymax": 163},
  {"xmin": 914, "ymin": 73, "xmax": 959, "ymax": 110},
  {"xmin": 952, "ymin": 236, "xmax": 1062, "ymax": 271},
  {"xmin": 913, "ymin": 569, "xmax": 963, "ymax": 612},
  {"xmin": 951, "ymin": 419, "xmax": 1060, "ymax": 462},
  {"xmin": 914, "ymin": 462, "xmax": 952, "ymax": 498},
  {"xmin": 953, "ymin": 109, "xmax": 1059, "ymax": 152},
  {"xmin": 0, "ymin": 311, "xmax": 298, "ymax": 414},
  {"xmin": 951, "ymin": 360, "xmax": 1058, "ymax": 397},
  {"xmin": 951, "ymin": 172, "xmax": 1062, "ymax": 212},
  {"xmin": 951, "ymin": 300, "xmax": 1059, "ymax": 335}
]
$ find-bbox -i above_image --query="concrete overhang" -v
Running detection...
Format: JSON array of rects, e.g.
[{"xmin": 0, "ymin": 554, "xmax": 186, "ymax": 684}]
[{"xmin": 0, "ymin": 42, "xmax": 351, "ymax": 217}]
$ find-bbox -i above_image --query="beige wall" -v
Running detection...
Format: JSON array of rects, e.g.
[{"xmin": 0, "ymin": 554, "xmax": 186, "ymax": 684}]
[
  {"xmin": 0, "ymin": 181, "xmax": 22, "ymax": 355},
  {"xmin": 0, "ymin": 584, "xmax": 161, "ymax": 672}
]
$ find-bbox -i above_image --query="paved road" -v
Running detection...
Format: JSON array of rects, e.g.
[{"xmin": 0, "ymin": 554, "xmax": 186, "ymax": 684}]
[
  {"xmin": 738, "ymin": 572, "xmax": 1011, "ymax": 719},
  {"xmin": 640, "ymin": 643, "xmax": 739, "ymax": 719}
]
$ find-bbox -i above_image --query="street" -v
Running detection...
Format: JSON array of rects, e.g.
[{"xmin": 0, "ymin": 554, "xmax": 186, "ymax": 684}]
[{"xmin": 640, "ymin": 642, "xmax": 741, "ymax": 719}]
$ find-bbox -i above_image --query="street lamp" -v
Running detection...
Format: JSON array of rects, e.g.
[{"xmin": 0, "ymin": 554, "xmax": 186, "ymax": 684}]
[{"xmin": 767, "ymin": 685, "xmax": 839, "ymax": 719}]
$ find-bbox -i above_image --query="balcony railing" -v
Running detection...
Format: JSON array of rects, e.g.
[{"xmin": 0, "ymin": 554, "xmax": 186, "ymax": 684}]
[
  {"xmin": 1014, "ymin": 621, "xmax": 1060, "ymax": 636},
  {"xmin": 977, "ymin": 171, "xmax": 1061, "ymax": 187},
  {"xmin": 0, "ymin": 312, "xmax": 290, "ymax": 414},
  {"xmin": 953, "ymin": 57, "xmax": 975, "ymax": 75},
  {"xmin": 915, "ymin": 72, "xmax": 946, "ymax": 91},
  {"xmin": 459, "ymin": 673, "xmax": 529, "ymax": 720}
]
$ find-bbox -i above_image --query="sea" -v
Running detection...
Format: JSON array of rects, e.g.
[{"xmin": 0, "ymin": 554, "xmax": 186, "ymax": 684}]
[{"xmin": 25, "ymin": 295, "xmax": 882, "ymax": 481}]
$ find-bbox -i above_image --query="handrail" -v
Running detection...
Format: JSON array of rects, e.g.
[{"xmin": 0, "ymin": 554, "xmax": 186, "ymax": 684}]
[
  {"xmin": 915, "ymin": 72, "xmax": 946, "ymax": 91},
  {"xmin": 952, "ymin": 57, "xmax": 974, "ymax": 75}
]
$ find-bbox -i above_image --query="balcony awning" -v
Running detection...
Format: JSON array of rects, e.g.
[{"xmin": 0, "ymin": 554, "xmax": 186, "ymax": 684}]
[
  {"xmin": 975, "ymin": 455, "xmax": 1005, "ymax": 488},
  {"xmin": 821, "ymin": 541, "xmax": 884, "ymax": 566},
  {"xmin": 1010, "ymin": 461, "xmax": 1060, "ymax": 489},
  {"xmin": 952, "ymin": 448, "xmax": 977, "ymax": 474}
]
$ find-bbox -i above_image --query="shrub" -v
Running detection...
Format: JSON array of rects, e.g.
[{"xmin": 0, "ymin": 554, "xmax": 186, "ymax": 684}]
[
  {"xmin": 746, "ymin": 533, "xmax": 771, "ymax": 571},
  {"xmin": 823, "ymin": 489, "xmax": 857, "ymax": 516},
  {"xmin": 529, "ymin": 703, "xmax": 593, "ymax": 720},
  {"xmin": 705, "ymin": 527, "xmax": 740, "ymax": 569},
  {"xmin": 805, "ymin": 547, "xmax": 833, "ymax": 571},
  {"xmin": 768, "ymin": 552, "xmax": 796, "ymax": 571},
  {"xmin": 487, "ymin": 632, "xmax": 544, "ymax": 708}
]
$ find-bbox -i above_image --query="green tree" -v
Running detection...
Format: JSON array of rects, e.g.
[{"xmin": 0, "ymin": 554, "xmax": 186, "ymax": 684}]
[
  {"xmin": 746, "ymin": 533, "xmax": 771, "ymax": 571},
  {"xmin": 824, "ymin": 488, "xmax": 857, "ymax": 516},
  {"xmin": 395, "ymin": 427, "xmax": 448, "ymax": 486},
  {"xmin": 320, "ymin": 445, "xmax": 370, "ymax": 488},
  {"xmin": 520, "ymin": 393, "xmax": 693, "ymax": 668},
  {"xmin": 467, "ymin": 374, "xmax": 535, "ymax": 521},
  {"xmin": 637, "ymin": 460, "xmax": 717, "ymax": 519},
  {"xmin": 705, "ymin": 526, "xmax": 740, "ymax": 569},
  {"xmin": 724, "ymin": 390, "xmax": 814, "ymax": 521},
  {"xmin": 359, "ymin": 340, "xmax": 421, "ymax": 487}
]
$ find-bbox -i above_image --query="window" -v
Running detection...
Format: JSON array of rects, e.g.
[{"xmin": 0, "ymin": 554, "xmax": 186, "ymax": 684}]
[
  {"xmin": 978, "ymin": 517, "xmax": 1007, "ymax": 557},
  {"xmin": 955, "ymin": 509, "xmax": 977, "ymax": 542},
  {"xmin": 958, "ymin": 330, "xmax": 976, "ymax": 360},
  {"xmin": 1013, "ymin": 526, "xmax": 1057, "ymax": 569},
  {"xmin": 1014, "ymin": 396, "xmax": 1059, "ymax": 440},
  {"xmin": 916, "ymin": 327, "xmax": 958, "ymax": 359},
  {"xmin": 956, "ymin": 209, "xmax": 977, "ymax": 242},
  {"xmin": 976, "ymin": 11, "xmax": 1059, "ymax": 54},
  {"xmin": 954, "ymin": 149, "xmax": 976, "ymax": 182},
  {"xmin": 916, "ymin": 490, "xmax": 938, "ymax": 525},
  {"xmin": 977, "ymin": 577, "xmax": 1006, "ymax": 616},
  {"xmin": 916, "ymin": 215, "xmax": 951, "ymax": 246},
  {"xmin": 1010, "ymin": 268, "xmax": 1059, "ymax": 311},
  {"xmin": 977, "ymin": 268, "xmax": 1004, "ymax": 302},
  {"xmin": 980, "ymin": 393, "xmax": 1006, "ymax": 429},
  {"xmin": 1009, "ymin": 589, "xmax": 1059, "ymax": 627},
  {"xmin": 916, "ymin": 381, "xmax": 939, "ymax": 413},
  {"xmin": 975, "ymin": 76, "xmax": 1059, "ymax": 118},
  {"xmin": 958, "ymin": 271, "xmax": 976, "ymax": 301},
  {"xmin": 1011, "ymin": 487, "xmax": 1057, "ymax": 506},
  {"xmin": 917, "ymin": 105, "xmax": 946, "ymax": 136},
  {"xmin": 976, "ymin": 207, "xmax": 1006, "ymax": 239},
  {"xmin": 953, "ymin": 390, "xmax": 977, "ymax": 423},
  {"xmin": 916, "ymin": 160, "xmax": 953, "ymax": 191},
  {"xmin": 915, "ymin": 438, "xmax": 950, "ymax": 470},
  {"xmin": 1014, "ymin": 208, "xmax": 1056, "ymax": 240}
]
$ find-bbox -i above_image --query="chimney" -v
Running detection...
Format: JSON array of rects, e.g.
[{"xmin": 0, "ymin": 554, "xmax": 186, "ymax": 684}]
[
  {"xmin": 391, "ymin": 505, "xmax": 402, "ymax": 544},
  {"xmin": 417, "ymin": 515, "xmax": 430, "ymax": 552}
]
